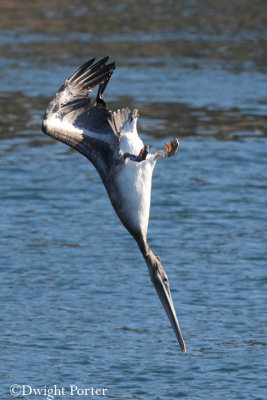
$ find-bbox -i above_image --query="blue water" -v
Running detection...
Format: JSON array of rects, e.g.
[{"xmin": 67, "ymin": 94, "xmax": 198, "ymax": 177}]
[
  {"xmin": 1, "ymin": 1, "xmax": 267, "ymax": 399},
  {"xmin": 1, "ymin": 133, "xmax": 267, "ymax": 399}
]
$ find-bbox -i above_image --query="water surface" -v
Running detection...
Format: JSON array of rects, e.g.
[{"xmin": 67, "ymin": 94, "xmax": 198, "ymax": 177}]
[{"xmin": 0, "ymin": 1, "xmax": 266, "ymax": 399}]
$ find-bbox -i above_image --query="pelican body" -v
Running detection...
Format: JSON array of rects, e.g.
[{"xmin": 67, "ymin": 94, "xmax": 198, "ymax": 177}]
[{"xmin": 42, "ymin": 57, "xmax": 186, "ymax": 352}]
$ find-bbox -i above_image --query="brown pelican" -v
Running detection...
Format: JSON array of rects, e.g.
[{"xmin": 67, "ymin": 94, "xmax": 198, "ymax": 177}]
[{"xmin": 42, "ymin": 57, "xmax": 186, "ymax": 352}]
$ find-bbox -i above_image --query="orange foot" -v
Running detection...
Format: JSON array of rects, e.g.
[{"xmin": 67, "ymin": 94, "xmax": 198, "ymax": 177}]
[
  {"xmin": 165, "ymin": 138, "xmax": 179, "ymax": 158},
  {"xmin": 136, "ymin": 145, "xmax": 149, "ymax": 162}
]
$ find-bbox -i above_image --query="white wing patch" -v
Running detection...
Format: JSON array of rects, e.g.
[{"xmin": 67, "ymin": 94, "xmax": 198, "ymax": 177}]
[{"xmin": 46, "ymin": 116, "xmax": 114, "ymax": 145}]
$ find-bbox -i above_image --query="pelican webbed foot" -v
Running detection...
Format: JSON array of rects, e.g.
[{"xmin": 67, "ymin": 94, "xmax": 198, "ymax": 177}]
[
  {"xmin": 154, "ymin": 137, "xmax": 179, "ymax": 160},
  {"xmin": 124, "ymin": 145, "xmax": 149, "ymax": 162}
]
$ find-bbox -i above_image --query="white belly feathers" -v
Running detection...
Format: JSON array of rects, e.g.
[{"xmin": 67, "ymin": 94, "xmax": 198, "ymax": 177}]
[{"xmin": 117, "ymin": 130, "xmax": 156, "ymax": 237}]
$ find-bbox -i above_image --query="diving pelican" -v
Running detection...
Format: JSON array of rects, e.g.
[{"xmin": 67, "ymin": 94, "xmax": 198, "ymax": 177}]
[{"xmin": 42, "ymin": 57, "xmax": 186, "ymax": 352}]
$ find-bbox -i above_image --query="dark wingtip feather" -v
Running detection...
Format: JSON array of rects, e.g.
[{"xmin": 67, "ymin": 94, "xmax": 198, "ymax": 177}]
[
  {"xmin": 74, "ymin": 60, "xmax": 116, "ymax": 94},
  {"xmin": 47, "ymin": 57, "xmax": 115, "ymax": 117},
  {"xmin": 69, "ymin": 58, "xmax": 96, "ymax": 83},
  {"xmin": 89, "ymin": 56, "xmax": 109, "ymax": 74}
]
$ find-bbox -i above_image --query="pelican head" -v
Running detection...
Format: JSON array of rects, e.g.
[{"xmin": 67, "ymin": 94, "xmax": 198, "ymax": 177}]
[{"xmin": 144, "ymin": 249, "xmax": 186, "ymax": 352}]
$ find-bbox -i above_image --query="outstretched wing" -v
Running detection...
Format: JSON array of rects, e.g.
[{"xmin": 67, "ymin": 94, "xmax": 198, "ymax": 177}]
[{"xmin": 42, "ymin": 57, "xmax": 118, "ymax": 181}]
